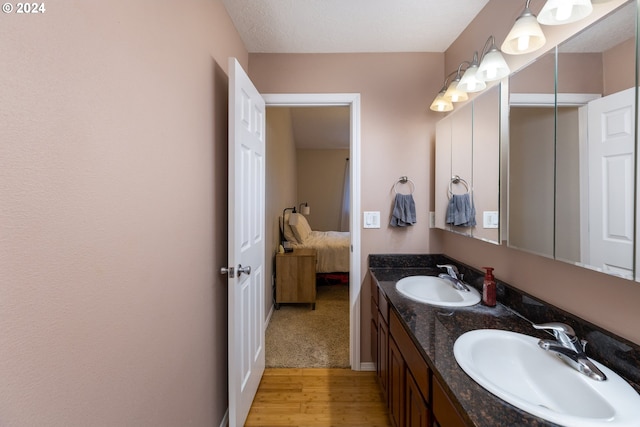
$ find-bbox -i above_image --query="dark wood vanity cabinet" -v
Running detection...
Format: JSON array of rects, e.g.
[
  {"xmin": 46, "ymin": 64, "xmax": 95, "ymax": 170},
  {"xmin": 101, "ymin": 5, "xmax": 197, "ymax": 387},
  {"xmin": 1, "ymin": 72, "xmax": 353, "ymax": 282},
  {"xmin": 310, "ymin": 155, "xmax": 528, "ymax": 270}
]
[{"xmin": 372, "ymin": 280, "xmax": 468, "ymax": 427}]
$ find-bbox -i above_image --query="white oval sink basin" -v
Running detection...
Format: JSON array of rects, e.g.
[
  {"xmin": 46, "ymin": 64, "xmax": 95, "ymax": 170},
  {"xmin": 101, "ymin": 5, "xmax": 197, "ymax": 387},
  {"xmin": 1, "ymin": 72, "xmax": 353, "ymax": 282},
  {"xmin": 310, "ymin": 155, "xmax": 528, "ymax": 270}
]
[
  {"xmin": 395, "ymin": 275, "xmax": 480, "ymax": 307},
  {"xmin": 454, "ymin": 329, "xmax": 640, "ymax": 427}
]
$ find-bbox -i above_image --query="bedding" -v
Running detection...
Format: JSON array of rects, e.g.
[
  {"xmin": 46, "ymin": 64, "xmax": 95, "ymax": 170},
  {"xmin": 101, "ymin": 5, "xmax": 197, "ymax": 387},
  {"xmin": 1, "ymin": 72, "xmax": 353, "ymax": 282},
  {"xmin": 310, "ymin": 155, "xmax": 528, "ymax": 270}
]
[
  {"xmin": 291, "ymin": 230, "xmax": 350, "ymax": 273},
  {"xmin": 282, "ymin": 213, "xmax": 350, "ymax": 273}
]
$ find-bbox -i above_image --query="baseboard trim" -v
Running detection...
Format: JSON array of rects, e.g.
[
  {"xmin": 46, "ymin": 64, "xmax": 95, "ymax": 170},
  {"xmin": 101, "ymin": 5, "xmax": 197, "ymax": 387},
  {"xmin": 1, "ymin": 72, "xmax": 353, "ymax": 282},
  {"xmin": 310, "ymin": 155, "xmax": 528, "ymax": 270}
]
[{"xmin": 359, "ymin": 362, "xmax": 375, "ymax": 371}]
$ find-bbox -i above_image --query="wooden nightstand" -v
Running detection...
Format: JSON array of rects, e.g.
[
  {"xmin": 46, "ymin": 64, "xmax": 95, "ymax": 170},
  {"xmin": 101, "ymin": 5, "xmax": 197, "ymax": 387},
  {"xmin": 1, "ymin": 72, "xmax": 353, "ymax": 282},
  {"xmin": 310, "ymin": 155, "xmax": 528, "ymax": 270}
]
[{"xmin": 275, "ymin": 248, "xmax": 317, "ymax": 309}]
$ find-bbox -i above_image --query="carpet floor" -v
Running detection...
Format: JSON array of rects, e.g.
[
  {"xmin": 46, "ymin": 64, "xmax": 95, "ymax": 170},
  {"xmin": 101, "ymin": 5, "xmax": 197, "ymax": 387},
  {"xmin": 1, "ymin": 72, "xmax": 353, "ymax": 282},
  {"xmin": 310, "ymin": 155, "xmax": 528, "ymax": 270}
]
[{"xmin": 266, "ymin": 283, "xmax": 350, "ymax": 368}]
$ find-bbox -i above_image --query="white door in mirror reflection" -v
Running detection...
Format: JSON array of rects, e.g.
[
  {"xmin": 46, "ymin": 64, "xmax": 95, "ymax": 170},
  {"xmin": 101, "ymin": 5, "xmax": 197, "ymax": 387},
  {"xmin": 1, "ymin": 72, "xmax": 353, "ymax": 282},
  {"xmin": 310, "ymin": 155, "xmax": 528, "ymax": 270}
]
[{"xmin": 585, "ymin": 88, "xmax": 635, "ymax": 279}]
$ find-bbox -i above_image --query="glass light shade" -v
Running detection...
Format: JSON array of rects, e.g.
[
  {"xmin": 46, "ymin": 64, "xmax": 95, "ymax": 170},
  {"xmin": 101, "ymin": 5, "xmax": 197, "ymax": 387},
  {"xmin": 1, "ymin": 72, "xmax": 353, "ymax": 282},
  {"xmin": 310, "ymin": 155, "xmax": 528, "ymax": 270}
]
[
  {"xmin": 300, "ymin": 205, "xmax": 310, "ymax": 215},
  {"xmin": 458, "ymin": 65, "xmax": 487, "ymax": 93},
  {"xmin": 443, "ymin": 80, "xmax": 469, "ymax": 103},
  {"xmin": 537, "ymin": 0, "xmax": 593, "ymax": 25},
  {"xmin": 430, "ymin": 91, "xmax": 453, "ymax": 112},
  {"xmin": 501, "ymin": 13, "xmax": 547, "ymax": 55},
  {"xmin": 477, "ymin": 49, "xmax": 511, "ymax": 82}
]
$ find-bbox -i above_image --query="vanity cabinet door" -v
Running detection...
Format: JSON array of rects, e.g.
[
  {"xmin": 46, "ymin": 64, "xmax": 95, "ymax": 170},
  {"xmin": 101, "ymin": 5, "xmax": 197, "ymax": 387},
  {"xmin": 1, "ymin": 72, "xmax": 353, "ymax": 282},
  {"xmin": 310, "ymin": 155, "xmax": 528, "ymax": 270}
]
[
  {"xmin": 433, "ymin": 376, "xmax": 468, "ymax": 427},
  {"xmin": 377, "ymin": 311, "xmax": 389, "ymax": 399},
  {"xmin": 406, "ymin": 371, "xmax": 429, "ymax": 427},
  {"xmin": 388, "ymin": 336, "xmax": 405, "ymax": 427}
]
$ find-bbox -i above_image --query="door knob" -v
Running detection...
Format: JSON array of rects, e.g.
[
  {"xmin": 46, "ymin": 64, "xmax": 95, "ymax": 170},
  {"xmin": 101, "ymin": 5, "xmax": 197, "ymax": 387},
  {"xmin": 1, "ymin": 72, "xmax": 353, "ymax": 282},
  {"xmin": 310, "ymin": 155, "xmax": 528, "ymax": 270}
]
[{"xmin": 237, "ymin": 265, "xmax": 252, "ymax": 276}]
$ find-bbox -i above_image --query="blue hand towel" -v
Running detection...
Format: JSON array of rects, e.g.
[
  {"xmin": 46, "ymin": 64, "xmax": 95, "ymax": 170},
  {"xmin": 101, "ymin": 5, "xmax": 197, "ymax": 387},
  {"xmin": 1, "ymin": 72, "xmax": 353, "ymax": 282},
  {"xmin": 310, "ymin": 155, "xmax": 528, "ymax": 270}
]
[
  {"xmin": 390, "ymin": 193, "xmax": 416, "ymax": 227},
  {"xmin": 446, "ymin": 193, "xmax": 476, "ymax": 227}
]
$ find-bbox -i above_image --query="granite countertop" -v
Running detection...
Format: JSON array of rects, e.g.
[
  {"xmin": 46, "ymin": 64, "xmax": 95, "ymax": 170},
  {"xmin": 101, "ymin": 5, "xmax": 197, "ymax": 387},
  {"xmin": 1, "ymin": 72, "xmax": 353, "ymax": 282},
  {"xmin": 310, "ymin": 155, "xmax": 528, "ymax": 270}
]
[{"xmin": 371, "ymin": 267, "xmax": 564, "ymax": 427}]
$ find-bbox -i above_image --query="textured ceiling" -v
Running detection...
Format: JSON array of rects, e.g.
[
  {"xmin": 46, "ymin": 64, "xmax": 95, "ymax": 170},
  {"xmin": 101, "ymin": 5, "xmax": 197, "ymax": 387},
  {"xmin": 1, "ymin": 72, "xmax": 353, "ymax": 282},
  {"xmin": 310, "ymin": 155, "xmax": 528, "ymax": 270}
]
[{"xmin": 222, "ymin": 0, "xmax": 491, "ymax": 53}]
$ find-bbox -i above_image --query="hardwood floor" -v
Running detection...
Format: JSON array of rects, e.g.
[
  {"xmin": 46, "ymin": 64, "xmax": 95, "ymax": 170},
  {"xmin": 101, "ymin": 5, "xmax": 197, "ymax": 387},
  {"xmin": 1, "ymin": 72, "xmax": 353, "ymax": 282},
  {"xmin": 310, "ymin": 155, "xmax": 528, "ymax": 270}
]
[{"xmin": 245, "ymin": 368, "xmax": 392, "ymax": 427}]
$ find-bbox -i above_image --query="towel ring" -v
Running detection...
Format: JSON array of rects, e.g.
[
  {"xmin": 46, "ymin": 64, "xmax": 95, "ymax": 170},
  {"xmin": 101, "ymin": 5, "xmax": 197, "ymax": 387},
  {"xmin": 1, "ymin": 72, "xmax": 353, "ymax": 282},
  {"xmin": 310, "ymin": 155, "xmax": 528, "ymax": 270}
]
[
  {"xmin": 394, "ymin": 176, "xmax": 415, "ymax": 195},
  {"xmin": 448, "ymin": 175, "xmax": 470, "ymax": 198}
]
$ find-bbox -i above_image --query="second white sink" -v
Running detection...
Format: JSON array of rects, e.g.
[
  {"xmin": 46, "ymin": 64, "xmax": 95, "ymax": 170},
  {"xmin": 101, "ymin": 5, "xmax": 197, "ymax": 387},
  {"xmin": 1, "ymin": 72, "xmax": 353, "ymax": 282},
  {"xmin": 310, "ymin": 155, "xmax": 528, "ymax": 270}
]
[
  {"xmin": 454, "ymin": 329, "xmax": 640, "ymax": 427},
  {"xmin": 395, "ymin": 275, "xmax": 481, "ymax": 307}
]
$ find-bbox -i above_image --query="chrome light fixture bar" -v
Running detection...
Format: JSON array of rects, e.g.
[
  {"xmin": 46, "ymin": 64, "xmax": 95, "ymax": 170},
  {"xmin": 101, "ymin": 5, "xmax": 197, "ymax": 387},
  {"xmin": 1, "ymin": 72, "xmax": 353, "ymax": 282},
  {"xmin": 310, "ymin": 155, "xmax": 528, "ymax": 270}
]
[{"xmin": 502, "ymin": 0, "xmax": 547, "ymax": 55}]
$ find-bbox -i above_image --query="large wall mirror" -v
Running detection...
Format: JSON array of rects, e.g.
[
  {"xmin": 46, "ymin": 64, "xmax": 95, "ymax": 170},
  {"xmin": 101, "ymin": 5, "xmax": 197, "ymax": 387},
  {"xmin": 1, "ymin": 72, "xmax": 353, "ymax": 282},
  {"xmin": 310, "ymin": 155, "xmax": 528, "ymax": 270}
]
[{"xmin": 507, "ymin": 0, "xmax": 637, "ymax": 280}]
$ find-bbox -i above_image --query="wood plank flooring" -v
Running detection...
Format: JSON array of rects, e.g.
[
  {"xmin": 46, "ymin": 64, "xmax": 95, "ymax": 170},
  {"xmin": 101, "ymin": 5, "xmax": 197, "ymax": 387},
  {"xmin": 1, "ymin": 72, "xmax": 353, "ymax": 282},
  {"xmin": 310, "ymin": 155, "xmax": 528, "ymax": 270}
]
[{"xmin": 245, "ymin": 368, "xmax": 392, "ymax": 427}]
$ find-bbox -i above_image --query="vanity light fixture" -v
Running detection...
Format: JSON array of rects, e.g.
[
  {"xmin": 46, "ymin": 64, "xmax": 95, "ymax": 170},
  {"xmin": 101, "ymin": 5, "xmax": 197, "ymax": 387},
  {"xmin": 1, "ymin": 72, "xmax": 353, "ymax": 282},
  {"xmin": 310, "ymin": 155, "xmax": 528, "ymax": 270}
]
[
  {"xmin": 457, "ymin": 52, "xmax": 487, "ymax": 93},
  {"xmin": 477, "ymin": 36, "xmax": 511, "ymax": 82},
  {"xmin": 444, "ymin": 64, "xmax": 470, "ymax": 103},
  {"xmin": 502, "ymin": 0, "xmax": 547, "ymax": 55},
  {"xmin": 429, "ymin": 86, "xmax": 454, "ymax": 112},
  {"xmin": 537, "ymin": 0, "xmax": 593, "ymax": 25}
]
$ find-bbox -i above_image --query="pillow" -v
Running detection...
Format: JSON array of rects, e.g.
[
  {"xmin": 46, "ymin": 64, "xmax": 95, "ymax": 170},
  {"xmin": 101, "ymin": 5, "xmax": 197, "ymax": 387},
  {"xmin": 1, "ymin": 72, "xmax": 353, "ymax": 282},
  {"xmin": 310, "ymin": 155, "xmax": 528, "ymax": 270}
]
[
  {"xmin": 281, "ymin": 213, "xmax": 298, "ymax": 243},
  {"xmin": 289, "ymin": 213, "xmax": 312, "ymax": 243}
]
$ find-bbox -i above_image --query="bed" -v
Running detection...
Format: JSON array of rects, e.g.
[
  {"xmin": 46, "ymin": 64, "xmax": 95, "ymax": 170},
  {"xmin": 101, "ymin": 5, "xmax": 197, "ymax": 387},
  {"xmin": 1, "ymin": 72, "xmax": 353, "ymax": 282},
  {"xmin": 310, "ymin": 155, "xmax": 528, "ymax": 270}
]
[{"xmin": 281, "ymin": 212, "xmax": 350, "ymax": 273}]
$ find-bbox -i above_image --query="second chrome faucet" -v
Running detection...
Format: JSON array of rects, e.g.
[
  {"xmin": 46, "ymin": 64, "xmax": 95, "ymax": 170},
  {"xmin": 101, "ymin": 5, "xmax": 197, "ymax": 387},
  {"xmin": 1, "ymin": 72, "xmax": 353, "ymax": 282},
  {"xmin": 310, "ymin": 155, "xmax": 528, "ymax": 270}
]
[{"xmin": 532, "ymin": 322, "xmax": 607, "ymax": 381}]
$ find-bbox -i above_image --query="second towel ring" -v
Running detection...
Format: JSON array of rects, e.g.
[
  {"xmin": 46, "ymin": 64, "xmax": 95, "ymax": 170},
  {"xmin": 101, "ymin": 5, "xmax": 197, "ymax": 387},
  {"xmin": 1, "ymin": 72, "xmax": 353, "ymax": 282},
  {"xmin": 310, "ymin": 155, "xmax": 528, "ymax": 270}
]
[
  {"xmin": 448, "ymin": 175, "xmax": 470, "ymax": 198},
  {"xmin": 394, "ymin": 176, "xmax": 415, "ymax": 195}
]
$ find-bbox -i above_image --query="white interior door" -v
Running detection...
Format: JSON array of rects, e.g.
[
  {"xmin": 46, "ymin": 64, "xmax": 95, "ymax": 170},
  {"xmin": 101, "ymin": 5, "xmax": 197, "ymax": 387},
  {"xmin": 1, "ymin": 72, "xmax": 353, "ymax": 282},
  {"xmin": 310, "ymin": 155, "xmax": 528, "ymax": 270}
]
[
  {"xmin": 226, "ymin": 57, "xmax": 266, "ymax": 426},
  {"xmin": 586, "ymin": 87, "xmax": 635, "ymax": 279}
]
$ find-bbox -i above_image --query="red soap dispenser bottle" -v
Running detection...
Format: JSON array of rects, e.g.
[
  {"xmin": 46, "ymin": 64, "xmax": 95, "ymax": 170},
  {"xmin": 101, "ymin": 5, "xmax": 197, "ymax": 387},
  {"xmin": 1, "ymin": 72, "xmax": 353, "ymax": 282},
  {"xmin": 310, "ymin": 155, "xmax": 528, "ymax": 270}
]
[{"xmin": 482, "ymin": 267, "xmax": 496, "ymax": 307}]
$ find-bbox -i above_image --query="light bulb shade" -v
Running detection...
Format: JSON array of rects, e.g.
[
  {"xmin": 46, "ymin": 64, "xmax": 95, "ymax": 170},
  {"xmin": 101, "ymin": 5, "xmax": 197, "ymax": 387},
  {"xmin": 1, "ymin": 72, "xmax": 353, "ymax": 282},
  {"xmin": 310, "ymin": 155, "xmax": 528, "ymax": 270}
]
[
  {"xmin": 537, "ymin": 0, "xmax": 593, "ymax": 25},
  {"xmin": 501, "ymin": 13, "xmax": 547, "ymax": 55},
  {"xmin": 458, "ymin": 65, "xmax": 487, "ymax": 93},
  {"xmin": 430, "ymin": 91, "xmax": 453, "ymax": 112},
  {"xmin": 300, "ymin": 205, "xmax": 310, "ymax": 215},
  {"xmin": 477, "ymin": 49, "xmax": 511, "ymax": 82},
  {"xmin": 443, "ymin": 80, "xmax": 469, "ymax": 103}
]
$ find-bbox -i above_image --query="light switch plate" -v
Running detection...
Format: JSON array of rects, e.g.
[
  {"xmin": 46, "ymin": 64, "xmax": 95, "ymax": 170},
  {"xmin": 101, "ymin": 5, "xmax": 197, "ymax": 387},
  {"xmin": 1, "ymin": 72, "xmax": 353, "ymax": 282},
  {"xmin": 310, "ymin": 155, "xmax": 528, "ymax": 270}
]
[
  {"xmin": 429, "ymin": 211, "xmax": 435, "ymax": 228},
  {"xmin": 363, "ymin": 211, "xmax": 381, "ymax": 228},
  {"xmin": 483, "ymin": 211, "xmax": 499, "ymax": 229}
]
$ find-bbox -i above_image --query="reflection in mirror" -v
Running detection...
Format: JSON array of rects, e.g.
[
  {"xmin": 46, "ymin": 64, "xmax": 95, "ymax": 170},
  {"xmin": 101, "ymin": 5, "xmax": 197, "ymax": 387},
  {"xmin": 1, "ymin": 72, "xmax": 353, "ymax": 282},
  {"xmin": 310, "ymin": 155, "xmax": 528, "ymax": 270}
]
[
  {"xmin": 473, "ymin": 85, "xmax": 501, "ymax": 244},
  {"xmin": 556, "ymin": 1, "xmax": 636, "ymax": 279},
  {"xmin": 508, "ymin": 50, "xmax": 556, "ymax": 259},
  {"xmin": 434, "ymin": 85, "xmax": 501, "ymax": 244}
]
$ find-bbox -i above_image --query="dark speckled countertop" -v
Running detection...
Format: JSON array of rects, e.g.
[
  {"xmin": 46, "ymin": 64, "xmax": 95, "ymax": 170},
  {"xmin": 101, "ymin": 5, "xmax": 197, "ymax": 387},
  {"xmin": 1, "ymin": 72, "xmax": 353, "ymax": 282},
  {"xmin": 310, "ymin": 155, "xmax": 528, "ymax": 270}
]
[{"xmin": 369, "ymin": 254, "xmax": 640, "ymax": 427}]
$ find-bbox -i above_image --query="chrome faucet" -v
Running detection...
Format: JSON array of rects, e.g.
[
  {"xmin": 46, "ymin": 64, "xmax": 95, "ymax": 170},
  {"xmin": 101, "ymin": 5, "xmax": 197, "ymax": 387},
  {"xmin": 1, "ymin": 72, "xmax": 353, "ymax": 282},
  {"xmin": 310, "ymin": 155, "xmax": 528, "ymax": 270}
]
[
  {"xmin": 436, "ymin": 264, "xmax": 470, "ymax": 292},
  {"xmin": 532, "ymin": 322, "xmax": 607, "ymax": 381}
]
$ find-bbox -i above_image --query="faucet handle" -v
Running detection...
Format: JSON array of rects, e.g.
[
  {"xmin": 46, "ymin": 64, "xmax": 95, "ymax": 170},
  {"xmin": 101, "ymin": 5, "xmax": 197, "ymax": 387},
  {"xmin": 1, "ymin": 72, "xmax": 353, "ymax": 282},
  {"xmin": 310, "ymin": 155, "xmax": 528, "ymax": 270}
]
[
  {"xmin": 436, "ymin": 264, "xmax": 459, "ymax": 279},
  {"xmin": 532, "ymin": 322, "xmax": 580, "ymax": 348}
]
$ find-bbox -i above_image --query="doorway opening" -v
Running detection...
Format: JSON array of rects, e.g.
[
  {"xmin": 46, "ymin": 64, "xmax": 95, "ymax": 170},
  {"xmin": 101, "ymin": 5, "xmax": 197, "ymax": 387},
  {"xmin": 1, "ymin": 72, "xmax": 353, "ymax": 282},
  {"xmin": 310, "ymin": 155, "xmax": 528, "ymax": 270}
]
[{"xmin": 263, "ymin": 93, "xmax": 362, "ymax": 370}]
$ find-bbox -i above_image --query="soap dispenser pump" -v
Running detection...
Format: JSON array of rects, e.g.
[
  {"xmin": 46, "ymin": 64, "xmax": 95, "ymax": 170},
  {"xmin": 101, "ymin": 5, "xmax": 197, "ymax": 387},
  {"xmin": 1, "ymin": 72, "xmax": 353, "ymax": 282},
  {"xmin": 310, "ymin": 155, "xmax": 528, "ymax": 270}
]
[{"xmin": 482, "ymin": 267, "xmax": 496, "ymax": 307}]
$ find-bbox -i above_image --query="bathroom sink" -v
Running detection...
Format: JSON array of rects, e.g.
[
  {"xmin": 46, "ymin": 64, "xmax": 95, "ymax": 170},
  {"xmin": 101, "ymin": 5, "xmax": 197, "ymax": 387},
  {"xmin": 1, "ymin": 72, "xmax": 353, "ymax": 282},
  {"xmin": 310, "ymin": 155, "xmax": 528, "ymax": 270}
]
[
  {"xmin": 454, "ymin": 329, "xmax": 640, "ymax": 427},
  {"xmin": 395, "ymin": 275, "xmax": 480, "ymax": 307}
]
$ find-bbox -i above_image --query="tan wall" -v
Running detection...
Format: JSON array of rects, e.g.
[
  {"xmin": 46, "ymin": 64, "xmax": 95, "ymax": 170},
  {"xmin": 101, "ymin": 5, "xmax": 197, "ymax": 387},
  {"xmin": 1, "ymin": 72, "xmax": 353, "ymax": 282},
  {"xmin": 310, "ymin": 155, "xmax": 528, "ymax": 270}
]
[
  {"xmin": 266, "ymin": 107, "xmax": 298, "ymax": 314},
  {"xmin": 249, "ymin": 52, "xmax": 445, "ymax": 361},
  {"xmin": 297, "ymin": 149, "xmax": 350, "ymax": 231},
  {"xmin": 445, "ymin": 0, "xmax": 640, "ymax": 345},
  {"xmin": 604, "ymin": 37, "xmax": 636, "ymax": 95},
  {"xmin": 508, "ymin": 107, "xmax": 555, "ymax": 256},
  {"xmin": 0, "ymin": 1, "xmax": 247, "ymax": 425}
]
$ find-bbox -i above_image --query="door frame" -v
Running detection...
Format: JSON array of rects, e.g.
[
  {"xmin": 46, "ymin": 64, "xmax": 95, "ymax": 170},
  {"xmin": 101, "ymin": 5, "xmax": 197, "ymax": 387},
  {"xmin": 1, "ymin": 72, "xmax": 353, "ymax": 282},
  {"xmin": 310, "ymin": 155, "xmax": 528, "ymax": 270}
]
[{"xmin": 263, "ymin": 93, "xmax": 362, "ymax": 370}]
